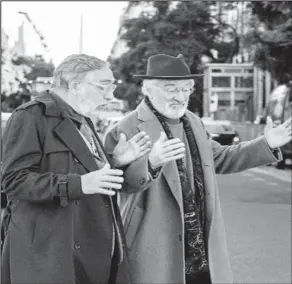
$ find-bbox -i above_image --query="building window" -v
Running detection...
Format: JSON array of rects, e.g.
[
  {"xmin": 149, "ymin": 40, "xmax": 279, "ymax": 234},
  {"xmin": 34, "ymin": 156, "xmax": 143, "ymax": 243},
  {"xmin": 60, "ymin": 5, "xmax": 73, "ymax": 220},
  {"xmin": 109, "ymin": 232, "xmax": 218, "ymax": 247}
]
[
  {"xmin": 224, "ymin": 68, "xmax": 242, "ymax": 73},
  {"xmin": 212, "ymin": 76, "xmax": 231, "ymax": 88},
  {"xmin": 211, "ymin": 69, "xmax": 222, "ymax": 73},
  {"xmin": 213, "ymin": 91, "xmax": 231, "ymax": 106},
  {"xmin": 235, "ymin": 76, "xmax": 253, "ymax": 88},
  {"xmin": 218, "ymin": 100, "xmax": 231, "ymax": 106}
]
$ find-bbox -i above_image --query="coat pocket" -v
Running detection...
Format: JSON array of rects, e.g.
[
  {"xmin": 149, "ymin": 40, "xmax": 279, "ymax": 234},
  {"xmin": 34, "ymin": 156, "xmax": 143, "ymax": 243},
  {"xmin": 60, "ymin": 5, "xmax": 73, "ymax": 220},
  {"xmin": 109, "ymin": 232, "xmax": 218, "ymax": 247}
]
[
  {"xmin": 31, "ymin": 207, "xmax": 59, "ymax": 251},
  {"xmin": 125, "ymin": 206, "xmax": 144, "ymax": 250}
]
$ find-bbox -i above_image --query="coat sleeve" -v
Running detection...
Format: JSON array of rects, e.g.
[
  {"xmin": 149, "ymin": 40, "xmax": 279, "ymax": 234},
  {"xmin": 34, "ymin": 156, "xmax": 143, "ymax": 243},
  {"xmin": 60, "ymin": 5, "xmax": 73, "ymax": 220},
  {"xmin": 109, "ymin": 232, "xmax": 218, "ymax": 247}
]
[
  {"xmin": 1, "ymin": 109, "xmax": 83, "ymax": 204},
  {"xmin": 104, "ymin": 124, "xmax": 162, "ymax": 194},
  {"xmin": 211, "ymin": 135, "xmax": 282, "ymax": 174}
]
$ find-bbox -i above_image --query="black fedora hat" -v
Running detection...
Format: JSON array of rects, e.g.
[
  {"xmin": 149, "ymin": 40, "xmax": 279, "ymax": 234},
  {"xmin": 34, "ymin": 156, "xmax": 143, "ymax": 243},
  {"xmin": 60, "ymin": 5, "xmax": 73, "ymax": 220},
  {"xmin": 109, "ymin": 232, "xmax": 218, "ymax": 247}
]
[{"xmin": 133, "ymin": 54, "xmax": 203, "ymax": 80}]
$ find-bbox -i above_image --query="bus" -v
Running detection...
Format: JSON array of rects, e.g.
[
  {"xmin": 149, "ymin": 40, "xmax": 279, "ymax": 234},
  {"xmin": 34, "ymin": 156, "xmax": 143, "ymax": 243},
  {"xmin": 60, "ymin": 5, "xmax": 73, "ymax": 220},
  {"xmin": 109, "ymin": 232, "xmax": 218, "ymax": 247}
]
[{"xmin": 255, "ymin": 83, "xmax": 292, "ymax": 168}]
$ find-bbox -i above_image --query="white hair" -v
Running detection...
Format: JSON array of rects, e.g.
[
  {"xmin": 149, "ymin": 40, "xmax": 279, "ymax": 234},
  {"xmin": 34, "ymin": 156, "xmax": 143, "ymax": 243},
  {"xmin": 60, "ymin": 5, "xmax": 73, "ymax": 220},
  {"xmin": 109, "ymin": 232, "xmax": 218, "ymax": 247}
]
[
  {"xmin": 141, "ymin": 79, "xmax": 195, "ymax": 96},
  {"xmin": 51, "ymin": 54, "xmax": 108, "ymax": 91}
]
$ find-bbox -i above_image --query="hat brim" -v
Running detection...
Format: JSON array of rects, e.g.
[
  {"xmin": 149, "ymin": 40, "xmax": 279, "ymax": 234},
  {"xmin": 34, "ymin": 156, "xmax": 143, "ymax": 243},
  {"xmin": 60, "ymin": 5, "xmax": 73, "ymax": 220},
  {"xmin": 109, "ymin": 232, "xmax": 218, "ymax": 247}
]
[{"xmin": 132, "ymin": 74, "xmax": 203, "ymax": 80}]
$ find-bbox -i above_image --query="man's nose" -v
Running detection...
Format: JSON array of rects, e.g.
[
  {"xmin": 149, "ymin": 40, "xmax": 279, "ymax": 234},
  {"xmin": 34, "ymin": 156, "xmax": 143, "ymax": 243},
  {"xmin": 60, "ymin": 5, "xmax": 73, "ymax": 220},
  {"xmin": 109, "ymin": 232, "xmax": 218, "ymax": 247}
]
[
  {"xmin": 104, "ymin": 91, "xmax": 114, "ymax": 100},
  {"xmin": 174, "ymin": 91, "xmax": 185, "ymax": 102}
]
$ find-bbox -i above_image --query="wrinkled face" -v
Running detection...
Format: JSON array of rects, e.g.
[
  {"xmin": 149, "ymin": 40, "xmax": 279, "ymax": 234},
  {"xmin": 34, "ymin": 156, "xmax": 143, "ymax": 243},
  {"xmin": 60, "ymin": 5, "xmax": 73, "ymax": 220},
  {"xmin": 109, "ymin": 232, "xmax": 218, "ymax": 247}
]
[
  {"xmin": 68, "ymin": 67, "xmax": 116, "ymax": 116},
  {"xmin": 146, "ymin": 79, "xmax": 194, "ymax": 119}
]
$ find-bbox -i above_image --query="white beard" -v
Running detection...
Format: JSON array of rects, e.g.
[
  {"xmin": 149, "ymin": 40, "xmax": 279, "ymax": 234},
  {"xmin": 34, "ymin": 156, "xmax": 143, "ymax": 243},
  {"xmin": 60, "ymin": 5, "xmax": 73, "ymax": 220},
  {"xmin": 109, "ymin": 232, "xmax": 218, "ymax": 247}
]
[{"xmin": 163, "ymin": 103, "xmax": 188, "ymax": 119}]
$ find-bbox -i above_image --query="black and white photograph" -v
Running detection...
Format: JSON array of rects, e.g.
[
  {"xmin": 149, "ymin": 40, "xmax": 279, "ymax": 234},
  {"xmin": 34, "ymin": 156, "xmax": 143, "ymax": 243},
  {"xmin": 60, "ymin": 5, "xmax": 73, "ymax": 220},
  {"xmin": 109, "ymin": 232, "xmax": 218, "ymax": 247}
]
[{"xmin": 1, "ymin": 1, "xmax": 292, "ymax": 284}]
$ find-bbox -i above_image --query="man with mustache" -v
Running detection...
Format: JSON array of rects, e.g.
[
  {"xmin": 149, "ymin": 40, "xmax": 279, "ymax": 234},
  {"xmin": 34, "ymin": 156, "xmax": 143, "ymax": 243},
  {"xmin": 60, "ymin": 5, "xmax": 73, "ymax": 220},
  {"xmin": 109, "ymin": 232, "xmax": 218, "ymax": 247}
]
[{"xmin": 104, "ymin": 54, "xmax": 291, "ymax": 284}]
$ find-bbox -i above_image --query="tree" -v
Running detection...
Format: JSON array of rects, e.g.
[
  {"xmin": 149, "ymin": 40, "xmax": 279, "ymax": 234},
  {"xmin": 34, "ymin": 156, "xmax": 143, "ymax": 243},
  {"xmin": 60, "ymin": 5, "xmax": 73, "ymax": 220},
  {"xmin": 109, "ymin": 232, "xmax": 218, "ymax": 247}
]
[
  {"xmin": 14, "ymin": 55, "xmax": 55, "ymax": 81},
  {"xmin": 1, "ymin": 48, "xmax": 54, "ymax": 110},
  {"xmin": 1, "ymin": 30, "xmax": 31, "ymax": 97},
  {"xmin": 109, "ymin": 1, "xmax": 239, "ymax": 113},
  {"xmin": 246, "ymin": 2, "xmax": 292, "ymax": 83}
]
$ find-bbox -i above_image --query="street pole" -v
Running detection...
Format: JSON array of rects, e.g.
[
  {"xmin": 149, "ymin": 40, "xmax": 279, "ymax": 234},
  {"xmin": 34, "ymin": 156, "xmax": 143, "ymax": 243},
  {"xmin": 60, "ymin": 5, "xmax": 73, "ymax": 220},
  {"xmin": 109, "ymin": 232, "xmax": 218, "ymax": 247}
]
[{"xmin": 79, "ymin": 14, "xmax": 83, "ymax": 53}]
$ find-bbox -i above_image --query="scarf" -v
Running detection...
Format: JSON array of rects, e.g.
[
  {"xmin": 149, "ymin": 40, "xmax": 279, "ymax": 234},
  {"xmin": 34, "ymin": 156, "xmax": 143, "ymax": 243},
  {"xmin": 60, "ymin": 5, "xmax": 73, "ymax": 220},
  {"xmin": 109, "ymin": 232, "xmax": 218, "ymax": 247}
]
[{"xmin": 145, "ymin": 97, "xmax": 209, "ymax": 276}]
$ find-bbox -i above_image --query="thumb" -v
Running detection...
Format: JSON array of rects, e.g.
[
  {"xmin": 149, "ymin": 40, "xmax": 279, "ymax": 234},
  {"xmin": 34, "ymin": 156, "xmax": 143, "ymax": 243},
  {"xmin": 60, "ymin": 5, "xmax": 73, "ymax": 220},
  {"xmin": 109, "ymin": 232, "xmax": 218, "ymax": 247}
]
[
  {"xmin": 117, "ymin": 133, "xmax": 127, "ymax": 145},
  {"xmin": 158, "ymin": 131, "xmax": 168, "ymax": 142},
  {"xmin": 102, "ymin": 163, "xmax": 111, "ymax": 170},
  {"xmin": 266, "ymin": 116, "xmax": 274, "ymax": 131}
]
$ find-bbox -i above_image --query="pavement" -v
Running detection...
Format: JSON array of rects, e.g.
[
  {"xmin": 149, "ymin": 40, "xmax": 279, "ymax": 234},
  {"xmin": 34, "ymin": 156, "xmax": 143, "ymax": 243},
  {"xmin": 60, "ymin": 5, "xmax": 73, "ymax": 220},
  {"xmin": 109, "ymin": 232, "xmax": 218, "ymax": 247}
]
[{"xmin": 217, "ymin": 166, "xmax": 291, "ymax": 283}]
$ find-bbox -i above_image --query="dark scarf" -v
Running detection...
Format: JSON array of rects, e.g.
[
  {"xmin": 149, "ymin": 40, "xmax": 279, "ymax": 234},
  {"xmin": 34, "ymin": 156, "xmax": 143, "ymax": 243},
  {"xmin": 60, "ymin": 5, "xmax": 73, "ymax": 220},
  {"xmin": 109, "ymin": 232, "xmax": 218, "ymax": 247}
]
[{"xmin": 145, "ymin": 97, "xmax": 209, "ymax": 276}]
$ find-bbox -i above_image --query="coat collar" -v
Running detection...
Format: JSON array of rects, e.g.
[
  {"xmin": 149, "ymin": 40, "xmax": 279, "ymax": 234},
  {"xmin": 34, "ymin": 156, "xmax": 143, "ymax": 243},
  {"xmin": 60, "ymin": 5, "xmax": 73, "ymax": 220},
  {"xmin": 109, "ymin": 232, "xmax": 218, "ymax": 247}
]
[
  {"xmin": 34, "ymin": 91, "xmax": 62, "ymax": 117},
  {"xmin": 136, "ymin": 99, "xmax": 158, "ymax": 122},
  {"xmin": 35, "ymin": 91, "xmax": 84, "ymax": 125},
  {"xmin": 35, "ymin": 91, "xmax": 99, "ymax": 172}
]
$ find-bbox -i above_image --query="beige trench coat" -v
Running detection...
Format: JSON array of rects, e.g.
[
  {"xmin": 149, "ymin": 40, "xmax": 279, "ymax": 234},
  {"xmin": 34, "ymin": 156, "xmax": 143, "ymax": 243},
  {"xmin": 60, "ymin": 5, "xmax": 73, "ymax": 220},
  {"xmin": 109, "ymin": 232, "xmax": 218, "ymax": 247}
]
[{"xmin": 104, "ymin": 100, "xmax": 281, "ymax": 284}]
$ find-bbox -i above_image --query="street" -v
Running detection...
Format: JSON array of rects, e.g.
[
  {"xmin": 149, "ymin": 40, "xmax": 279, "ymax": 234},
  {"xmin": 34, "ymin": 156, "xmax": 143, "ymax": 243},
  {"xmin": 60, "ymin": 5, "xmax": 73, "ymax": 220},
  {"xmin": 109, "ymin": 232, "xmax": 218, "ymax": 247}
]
[{"xmin": 218, "ymin": 166, "xmax": 291, "ymax": 284}]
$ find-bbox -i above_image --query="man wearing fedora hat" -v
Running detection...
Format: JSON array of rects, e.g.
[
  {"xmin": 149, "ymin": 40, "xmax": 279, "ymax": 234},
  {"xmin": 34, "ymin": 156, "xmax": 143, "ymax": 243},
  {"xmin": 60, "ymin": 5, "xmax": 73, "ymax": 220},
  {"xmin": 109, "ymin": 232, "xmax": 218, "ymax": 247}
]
[{"xmin": 104, "ymin": 54, "xmax": 292, "ymax": 284}]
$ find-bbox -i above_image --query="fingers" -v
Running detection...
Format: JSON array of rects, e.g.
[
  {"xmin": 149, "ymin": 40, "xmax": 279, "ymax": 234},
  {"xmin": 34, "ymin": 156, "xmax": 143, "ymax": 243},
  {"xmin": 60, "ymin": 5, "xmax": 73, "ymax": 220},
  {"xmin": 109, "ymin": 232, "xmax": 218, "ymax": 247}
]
[
  {"xmin": 280, "ymin": 136, "xmax": 292, "ymax": 147},
  {"xmin": 100, "ymin": 182, "xmax": 122, "ymax": 190},
  {"xmin": 139, "ymin": 142, "xmax": 152, "ymax": 152},
  {"xmin": 162, "ymin": 138, "xmax": 181, "ymax": 147},
  {"xmin": 158, "ymin": 131, "xmax": 168, "ymax": 142},
  {"xmin": 163, "ymin": 142, "xmax": 185, "ymax": 152},
  {"xmin": 164, "ymin": 153, "xmax": 185, "ymax": 163},
  {"xmin": 118, "ymin": 133, "xmax": 127, "ymax": 144},
  {"xmin": 164, "ymin": 147, "xmax": 186, "ymax": 158},
  {"xmin": 101, "ymin": 175, "xmax": 124, "ymax": 183},
  {"xmin": 283, "ymin": 117, "xmax": 292, "ymax": 127},
  {"xmin": 102, "ymin": 163, "xmax": 111, "ymax": 170},
  {"xmin": 138, "ymin": 147, "xmax": 151, "ymax": 157},
  {"xmin": 136, "ymin": 135, "xmax": 151, "ymax": 147},
  {"xmin": 96, "ymin": 188, "xmax": 116, "ymax": 196},
  {"xmin": 103, "ymin": 169, "xmax": 123, "ymax": 176}
]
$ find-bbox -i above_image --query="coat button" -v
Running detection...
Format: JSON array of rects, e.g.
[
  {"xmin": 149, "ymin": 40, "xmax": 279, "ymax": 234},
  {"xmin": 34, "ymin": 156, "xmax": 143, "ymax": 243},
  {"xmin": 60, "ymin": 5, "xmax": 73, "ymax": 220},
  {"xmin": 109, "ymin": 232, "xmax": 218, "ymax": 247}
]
[
  {"xmin": 140, "ymin": 178, "xmax": 146, "ymax": 185},
  {"xmin": 179, "ymin": 234, "xmax": 182, "ymax": 242},
  {"xmin": 74, "ymin": 243, "xmax": 81, "ymax": 250},
  {"xmin": 75, "ymin": 200, "xmax": 80, "ymax": 206}
]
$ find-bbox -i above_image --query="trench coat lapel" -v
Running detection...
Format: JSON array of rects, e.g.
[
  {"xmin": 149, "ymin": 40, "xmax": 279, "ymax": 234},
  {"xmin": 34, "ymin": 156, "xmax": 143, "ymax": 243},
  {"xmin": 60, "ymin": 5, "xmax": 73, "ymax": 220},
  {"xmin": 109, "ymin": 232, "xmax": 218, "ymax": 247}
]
[
  {"xmin": 136, "ymin": 101, "xmax": 183, "ymax": 213},
  {"xmin": 53, "ymin": 117, "xmax": 98, "ymax": 172}
]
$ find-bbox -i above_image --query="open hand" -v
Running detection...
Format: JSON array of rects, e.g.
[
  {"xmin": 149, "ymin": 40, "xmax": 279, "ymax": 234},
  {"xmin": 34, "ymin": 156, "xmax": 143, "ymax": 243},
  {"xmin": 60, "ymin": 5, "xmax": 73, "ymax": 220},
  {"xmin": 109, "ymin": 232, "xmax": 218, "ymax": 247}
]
[
  {"xmin": 148, "ymin": 131, "xmax": 185, "ymax": 169},
  {"xmin": 264, "ymin": 117, "xmax": 292, "ymax": 149},
  {"xmin": 112, "ymin": 131, "xmax": 151, "ymax": 167},
  {"xmin": 81, "ymin": 164, "xmax": 124, "ymax": 195}
]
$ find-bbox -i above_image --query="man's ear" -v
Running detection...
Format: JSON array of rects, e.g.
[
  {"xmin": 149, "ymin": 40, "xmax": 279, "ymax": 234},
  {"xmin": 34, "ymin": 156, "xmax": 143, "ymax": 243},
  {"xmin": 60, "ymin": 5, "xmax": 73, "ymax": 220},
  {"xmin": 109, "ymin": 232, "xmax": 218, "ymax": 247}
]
[
  {"xmin": 69, "ymin": 80, "xmax": 80, "ymax": 92},
  {"xmin": 142, "ymin": 85, "xmax": 151, "ymax": 97}
]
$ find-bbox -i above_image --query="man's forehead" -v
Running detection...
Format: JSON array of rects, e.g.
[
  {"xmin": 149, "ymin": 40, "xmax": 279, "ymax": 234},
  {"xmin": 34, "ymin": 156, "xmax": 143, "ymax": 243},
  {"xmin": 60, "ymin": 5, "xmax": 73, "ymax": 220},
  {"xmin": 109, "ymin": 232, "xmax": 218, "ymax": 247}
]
[{"xmin": 87, "ymin": 68, "xmax": 115, "ymax": 83}]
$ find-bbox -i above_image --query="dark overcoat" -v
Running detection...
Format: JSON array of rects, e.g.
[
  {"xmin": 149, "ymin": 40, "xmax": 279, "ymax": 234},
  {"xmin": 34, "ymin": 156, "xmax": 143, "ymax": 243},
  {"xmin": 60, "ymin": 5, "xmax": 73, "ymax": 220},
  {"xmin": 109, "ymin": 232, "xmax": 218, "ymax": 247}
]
[{"xmin": 1, "ymin": 92, "xmax": 129, "ymax": 284}]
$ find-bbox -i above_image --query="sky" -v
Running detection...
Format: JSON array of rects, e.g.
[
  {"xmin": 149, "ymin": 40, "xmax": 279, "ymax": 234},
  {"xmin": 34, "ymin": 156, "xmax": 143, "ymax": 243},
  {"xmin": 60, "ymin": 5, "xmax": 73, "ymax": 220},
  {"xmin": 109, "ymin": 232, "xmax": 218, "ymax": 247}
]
[{"xmin": 2, "ymin": 1, "xmax": 128, "ymax": 65}]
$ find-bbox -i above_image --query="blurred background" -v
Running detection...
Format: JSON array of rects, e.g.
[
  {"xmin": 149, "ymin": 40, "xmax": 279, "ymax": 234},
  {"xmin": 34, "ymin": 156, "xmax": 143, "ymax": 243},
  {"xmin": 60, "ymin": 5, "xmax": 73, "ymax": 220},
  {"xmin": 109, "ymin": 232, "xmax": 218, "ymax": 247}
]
[{"xmin": 1, "ymin": 1, "xmax": 292, "ymax": 168}]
